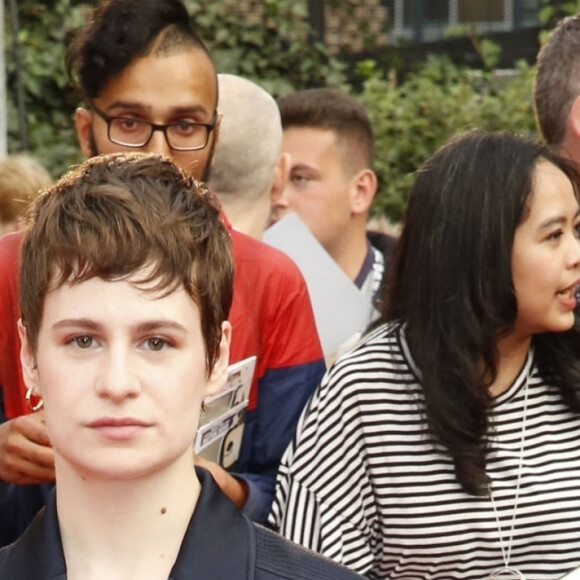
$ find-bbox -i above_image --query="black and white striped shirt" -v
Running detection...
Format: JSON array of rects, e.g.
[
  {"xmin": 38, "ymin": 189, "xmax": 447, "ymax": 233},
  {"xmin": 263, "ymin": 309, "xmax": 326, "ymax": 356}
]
[{"xmin": 269, "ymin": 322, "xmax": 580, "ymax": 579}]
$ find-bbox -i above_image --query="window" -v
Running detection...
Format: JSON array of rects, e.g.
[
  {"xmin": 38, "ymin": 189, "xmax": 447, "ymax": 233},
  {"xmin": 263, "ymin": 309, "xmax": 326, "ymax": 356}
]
[
  {"xmin": 458, "ymin": 0, "xmax": 504, "ymax": 23},
  {"xmin": 388, "ymin": 0, "xmax": 539, "ymax": 43}
]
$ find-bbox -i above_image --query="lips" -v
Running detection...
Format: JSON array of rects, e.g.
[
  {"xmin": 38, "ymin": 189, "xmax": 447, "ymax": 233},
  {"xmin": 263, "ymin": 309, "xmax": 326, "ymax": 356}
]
[
  {"xmin": 557, "ymin": 277, "xmax": 580, "ymax": 295},
  {"xmin": 556, "ymin": 279, "xmax": 580, "ymax": 309},
  {"xmin": 88, "ymin": 417, "xmax": 151, "ymax": 441},
  {"xmin": 89, "ymin": 417, "xmax": 149, "ymax": 428}
]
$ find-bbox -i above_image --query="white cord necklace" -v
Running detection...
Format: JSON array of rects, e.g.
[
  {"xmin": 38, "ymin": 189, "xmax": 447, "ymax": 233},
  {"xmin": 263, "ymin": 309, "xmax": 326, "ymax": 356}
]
[{"xmin": 487, "ymin": 371, "xmax": 529, "ymax": 580}]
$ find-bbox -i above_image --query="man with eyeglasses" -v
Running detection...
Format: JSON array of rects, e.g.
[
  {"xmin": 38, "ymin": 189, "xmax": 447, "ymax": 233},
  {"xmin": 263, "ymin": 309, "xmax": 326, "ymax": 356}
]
[
  {"xmin": 0, "ymin": 0, "xmax": 325, "ymax": 542},
  {"xmin": 88, "ymin": 100, "xmax": 218, "ymax": 156}
]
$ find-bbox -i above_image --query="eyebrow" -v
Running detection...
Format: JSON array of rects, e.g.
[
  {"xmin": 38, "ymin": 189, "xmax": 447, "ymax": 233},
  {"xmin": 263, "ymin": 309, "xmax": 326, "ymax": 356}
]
[
  {"xmin": 52, "ymin": 318, "xmax": 189, "ymax": 334},
  {"xmin": 105, "ymin": 101, "xmax": 210, "ymax": 118},
  {"xmin": 290, "ymin": 163, "xmax": 318, "ymax": 173},
  {"xmin": 538, "ymin": 209, "xmax": 580, "ymax": 230}
]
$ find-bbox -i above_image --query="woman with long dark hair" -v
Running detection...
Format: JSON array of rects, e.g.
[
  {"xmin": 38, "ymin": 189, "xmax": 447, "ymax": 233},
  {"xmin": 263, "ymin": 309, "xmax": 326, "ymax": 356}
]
[{"xmin": 270, "ymin": 131, "xmax": 580, "ymax": 579}]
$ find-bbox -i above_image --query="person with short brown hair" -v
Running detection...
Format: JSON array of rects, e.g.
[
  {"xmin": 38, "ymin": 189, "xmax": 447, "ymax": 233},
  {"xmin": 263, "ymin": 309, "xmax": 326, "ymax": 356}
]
[
  {"xmin": 0, "ymin": 0, "xmax": 325, "ymax": 535},
  {"xmin": 0, "ymin": 152, "xmax": 360, "ymax": 580},
  {"xmin": 0, "ymin": 155, "xmax": 51, "ymax": 235}
]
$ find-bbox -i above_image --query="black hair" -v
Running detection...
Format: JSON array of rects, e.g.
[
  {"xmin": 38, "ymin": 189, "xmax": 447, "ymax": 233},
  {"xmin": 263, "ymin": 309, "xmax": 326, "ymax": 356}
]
[
  {"xmin": 380, "ymin": 130, "xmax": 580, "ymax": 495},
  {"xmin": 66, "ymin": 0, "xmax": 213, "ymax": 101}
]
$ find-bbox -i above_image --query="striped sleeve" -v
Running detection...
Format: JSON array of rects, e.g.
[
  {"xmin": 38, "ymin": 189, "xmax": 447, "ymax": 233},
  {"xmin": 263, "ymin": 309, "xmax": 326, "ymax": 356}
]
[{"xmin": 268, "ymin": 330, "xmax": 391, "ymax": 575}]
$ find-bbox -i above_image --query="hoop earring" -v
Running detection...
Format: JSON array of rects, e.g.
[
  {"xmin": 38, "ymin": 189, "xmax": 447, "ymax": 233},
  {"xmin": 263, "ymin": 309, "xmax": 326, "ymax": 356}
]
[{"xmin": 25, "ymin": 386, "xmax": 44, "ymax": 412}]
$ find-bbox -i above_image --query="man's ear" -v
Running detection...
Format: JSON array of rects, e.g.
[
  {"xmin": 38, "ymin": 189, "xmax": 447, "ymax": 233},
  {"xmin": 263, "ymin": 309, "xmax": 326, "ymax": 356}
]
[
  {"xmin": 75, "ymin": 107, "xmax": 93, "ymax": 159},
  {"xmin": 270, "ymin": 152, "xmax": 290, "ymax": 203},
  {"xmin": 205, "ymin": 321, "xmax": 231, "ymax": 398},
  {"xmin": 18, "ymin": 320, "xmax": 39, "ymax": 395},
  {"xmin": 349, "ymin": 168, "xmax": 377, "ymax": 216}
]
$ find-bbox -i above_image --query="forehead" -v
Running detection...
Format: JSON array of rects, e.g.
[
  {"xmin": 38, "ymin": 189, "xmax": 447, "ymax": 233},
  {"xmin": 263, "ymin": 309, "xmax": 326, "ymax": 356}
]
[
  {"xmin": 96, "ymin": 48, "xmax": 218, "ymax": 115},
  {"xmin": 40, "ymin": 275, "xmax": 200, "ymax": 330},
  {"xmin": 283, "ymin": 127, "xmax": 341, "ymax": 163},
  {"xmin": 531, "ymin": 160, "xmax": 576, "ymax": 206},
  {"xmin": 519, "ymin": 159, "xmax": 578, "ymax": 224}
]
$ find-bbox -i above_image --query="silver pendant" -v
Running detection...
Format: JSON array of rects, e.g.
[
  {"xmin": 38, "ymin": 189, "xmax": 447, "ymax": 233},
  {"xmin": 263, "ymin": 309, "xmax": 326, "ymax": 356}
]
[{"xmin": 488, "ymin": 567, "xmax": 526, "ymax": 579}]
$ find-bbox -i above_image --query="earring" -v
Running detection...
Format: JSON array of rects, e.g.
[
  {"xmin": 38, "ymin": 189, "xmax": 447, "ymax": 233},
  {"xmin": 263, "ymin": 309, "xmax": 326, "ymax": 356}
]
[{"xmin": 25, "ymin": 386, "xmax": 44, "ymax": 412}]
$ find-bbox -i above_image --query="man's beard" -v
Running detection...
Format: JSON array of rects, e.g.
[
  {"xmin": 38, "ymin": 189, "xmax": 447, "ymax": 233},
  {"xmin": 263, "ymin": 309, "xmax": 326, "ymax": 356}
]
[{"xmin": 88, "ymin": 128, "xmax": 216, "ymax": 183}]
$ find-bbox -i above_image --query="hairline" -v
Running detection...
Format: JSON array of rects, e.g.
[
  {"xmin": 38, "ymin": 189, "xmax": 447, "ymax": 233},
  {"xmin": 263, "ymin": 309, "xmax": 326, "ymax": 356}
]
[{"xmin": 284, "ymin": 123, "xmax": 367, "ymax": 178}]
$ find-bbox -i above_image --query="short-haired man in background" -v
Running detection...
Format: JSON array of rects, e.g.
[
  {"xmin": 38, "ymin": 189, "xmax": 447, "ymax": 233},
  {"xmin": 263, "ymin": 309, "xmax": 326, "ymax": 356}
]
[
  {"xmin": 270, "ymin": 89, "xmax": 396, "ymax": 357},
  {"xmin": 208, "ymin": 74, "xmax": 288, "ymax": 239},
  {"xmin": 534, "ymin": 14, "xmax": 580, "ymax": 164}
]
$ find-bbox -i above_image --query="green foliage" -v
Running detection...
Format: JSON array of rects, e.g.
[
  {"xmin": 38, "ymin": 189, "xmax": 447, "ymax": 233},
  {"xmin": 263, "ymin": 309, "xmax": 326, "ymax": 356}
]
[
  {"xmin": 184, "ymin": 0, "xmax": 345, "ymax": 97},
  {"xmin": 445, "ymin": 24, "xmax": 501, "ymax": 70},
  {"xmin": 538, "ymin": 0, "xmax": 580, "ymax": 43},
  {"xmin": 359, "ymin": 56, "xmax": 538, "ymax": 222},
  {"xmin": 5, "ymin": 0, "xmax": 89, "ymax": 178}
]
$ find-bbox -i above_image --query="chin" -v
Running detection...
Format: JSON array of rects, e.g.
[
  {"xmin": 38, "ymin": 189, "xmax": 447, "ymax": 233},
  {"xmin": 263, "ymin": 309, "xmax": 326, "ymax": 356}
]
[
  {"xmin": 65, "ymin": 449, "xmax": 175, "ymax": 482},
  {"xmin": 539, "ymin": 315, "xmax": 576, "ymax": 335}
]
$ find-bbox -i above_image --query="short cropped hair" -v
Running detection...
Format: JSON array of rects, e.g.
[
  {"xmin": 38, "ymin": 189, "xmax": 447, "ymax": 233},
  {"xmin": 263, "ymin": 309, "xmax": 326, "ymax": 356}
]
[
  {"xmin": 66, "ymin": 0, "xmax": 214, "ymax": 102},
  {"xmin": 534, "ymin": 14, "xmax": 580, "ymax": 145},
  {"xmin": 19, "ymin": 153, "xmax": 234, "ymax": 374},
  {"xmin": 0, "ymin": 155, "xmax": 51, "ymax": 227},
  {"xmin": 209, "ymin": 74, "xmax": 282, "ymax": 200},
  {"xmin": 277, "ymin": 88, "xmax": 374, "ymax": 172}
]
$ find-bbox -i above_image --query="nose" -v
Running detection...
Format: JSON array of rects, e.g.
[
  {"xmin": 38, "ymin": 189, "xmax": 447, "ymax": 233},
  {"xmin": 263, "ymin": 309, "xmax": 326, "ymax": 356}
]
[
  {"xmin": 95, "ymin": 347, "xmax": 141, "ymax": 402},
  {"xmin": 144, "ymin": 128, "xmax": 172, "ymax": 158}
]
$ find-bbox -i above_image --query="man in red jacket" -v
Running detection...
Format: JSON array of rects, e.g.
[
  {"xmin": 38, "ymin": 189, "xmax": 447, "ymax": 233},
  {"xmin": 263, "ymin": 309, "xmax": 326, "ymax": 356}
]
[{"xmin": 0, "ymin": 0, "xmax": 324, "ymax": 540}]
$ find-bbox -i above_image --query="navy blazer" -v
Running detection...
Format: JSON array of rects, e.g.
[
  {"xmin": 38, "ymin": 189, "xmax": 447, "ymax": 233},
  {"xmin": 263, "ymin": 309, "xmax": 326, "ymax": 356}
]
[{"xmin": 0, "ymin": 468, "xmax": 362, "ymax": 579}]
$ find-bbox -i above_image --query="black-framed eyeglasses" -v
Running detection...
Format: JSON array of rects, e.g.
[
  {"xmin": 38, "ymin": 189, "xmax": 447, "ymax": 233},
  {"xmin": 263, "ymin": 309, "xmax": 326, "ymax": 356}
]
[{"xmin": 89, "ymin": 101, "xmax": 217, "ymax": 152}]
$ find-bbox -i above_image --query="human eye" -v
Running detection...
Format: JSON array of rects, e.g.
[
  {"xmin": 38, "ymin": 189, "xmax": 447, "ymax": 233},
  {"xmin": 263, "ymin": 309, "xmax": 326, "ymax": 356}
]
[
  {"xmin": 546, "ymin": 229, "xmax": 564, "ymax": 242},
  {"xmin": 291, "ymin": 173, "xmax": 311, "ymax": 186},
  {"xmin": 114, "ymin": 117, "xmax": 146, "ymax": 134},
  {"xmin": 142, "ymin": 337, "xmax": 171, "ymax": 352},
  {"xmin": 68, "ymin": 335, "xmax": 97, "ymax": 350},
  {"xmin": 171, "ymin": 120, "xmax": 202, "ymax": 137}
]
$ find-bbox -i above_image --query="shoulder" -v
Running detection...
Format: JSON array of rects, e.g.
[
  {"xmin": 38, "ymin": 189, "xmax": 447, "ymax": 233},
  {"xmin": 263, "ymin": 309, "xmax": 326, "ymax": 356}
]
[
  {"xmin": 0, "ymin": 232, "xmax": 23, "ymax": 270},
  {"xmin": 303, "ymin": 322, "xmax": 421, "ymax": 427},
  {"xmin": 0, "ymin": 496, "xmax": 64, "ymax": 579},
  {"xmin": 229, "ymin": 230, "xmax": 313, "ymax": 318},
  {"xmin": 0, "ymin": 545, "xmax": 8, "ymax": 571},
  {"xmin": 328, "ymin": 321, "xmax": 412, "ymax": 381},
  {"xmin": 296, "ymin": 322, "xmax": 420, "ymax": 436},
  {"xmin": 253, "ymin": 524, "xmax": 362, "ymax": 580},
  {"xmin": 230, "ymin": 229, "xmax": 303, "ymax": 279},
  {"xmin": 0, "ymin": 233, "xmax": 22, "ymax": 312}
]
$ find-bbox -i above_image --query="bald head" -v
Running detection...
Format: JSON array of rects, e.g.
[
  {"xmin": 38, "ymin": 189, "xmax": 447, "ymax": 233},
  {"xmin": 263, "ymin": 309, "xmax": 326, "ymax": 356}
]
[{"xmin": 209, "ymin": 74, "xmax": 282, "ymax": 201}]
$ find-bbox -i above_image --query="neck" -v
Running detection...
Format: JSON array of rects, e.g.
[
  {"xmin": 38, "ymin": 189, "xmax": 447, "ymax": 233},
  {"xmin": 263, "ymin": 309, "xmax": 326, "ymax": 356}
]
[
  {"xmin": 328, "ymin": 222, "xmax": 369, "ymax": 282},
  {"xmin": 489, "ymin": 332, "xmax": 532, "ymax": 397},
  {"xmin": 56, "ymin": 453, "xmax": 200, "ymax": 580},
  {"xmin": 219, "ymin": 195, "xmax": 271, "ymax": 240}
]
